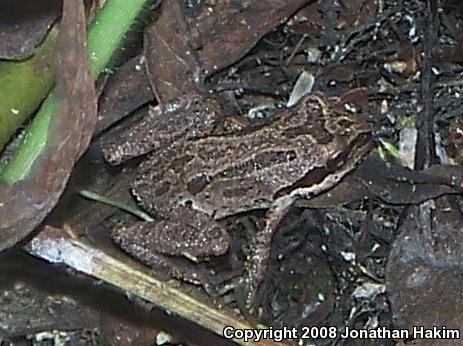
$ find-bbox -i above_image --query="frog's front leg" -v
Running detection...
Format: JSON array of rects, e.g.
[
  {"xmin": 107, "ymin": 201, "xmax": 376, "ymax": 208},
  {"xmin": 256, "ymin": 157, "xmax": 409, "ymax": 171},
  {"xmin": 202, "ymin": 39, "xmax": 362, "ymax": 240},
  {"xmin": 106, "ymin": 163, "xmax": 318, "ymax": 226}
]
[
  {"xmin": 103, "ymin": 95, "xmax": 221, "ymax": 165},
  {"xmin": 112, "ymin": 205, "xmax": 230, "ymax": 291}
]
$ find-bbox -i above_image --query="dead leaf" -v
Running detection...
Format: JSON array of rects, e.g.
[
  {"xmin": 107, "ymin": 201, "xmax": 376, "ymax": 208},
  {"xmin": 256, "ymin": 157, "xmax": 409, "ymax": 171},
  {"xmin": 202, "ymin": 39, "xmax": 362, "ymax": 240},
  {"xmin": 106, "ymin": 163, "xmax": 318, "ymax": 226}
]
[
  {"xmin": 0, "ymin": 0, "xmax": 61, "ymax": 60},
  {"xmin": 386, "ymin": 199, "xmax": 463, "ymax": 345},
  {"xmin": 95, "ymin": 54, "xmax": 154, "ymax": 135},
  {"xmin": 0, "ymin": 0, "xmax": 97, "ymax": 252},
  {"xmin": 186, "ymin": 0, "xmax": 312, "ymax": 74},
  {"xmin": 300, "ymin": 156, "xmax": 463, "ymax": 208},
  {"xmin": 144, "ymin": 0, "xmax": 312, "ymax": 101}
]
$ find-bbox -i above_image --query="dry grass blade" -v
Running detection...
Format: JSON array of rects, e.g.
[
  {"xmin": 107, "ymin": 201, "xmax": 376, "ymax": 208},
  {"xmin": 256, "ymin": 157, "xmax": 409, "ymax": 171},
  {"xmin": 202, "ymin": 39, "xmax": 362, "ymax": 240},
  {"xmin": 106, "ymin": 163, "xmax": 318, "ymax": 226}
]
[{"xmin": 26, "ymin": 225, "xmax": 285, "ymax": 346}]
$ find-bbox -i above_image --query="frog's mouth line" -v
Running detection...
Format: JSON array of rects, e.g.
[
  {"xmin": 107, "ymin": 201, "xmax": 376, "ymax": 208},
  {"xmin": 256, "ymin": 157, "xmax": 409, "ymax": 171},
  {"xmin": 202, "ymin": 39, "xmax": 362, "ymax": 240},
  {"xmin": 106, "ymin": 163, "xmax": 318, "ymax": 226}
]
[{"xmin": 274, "ymin": 132, "xmax": 372, "ymax": 199}]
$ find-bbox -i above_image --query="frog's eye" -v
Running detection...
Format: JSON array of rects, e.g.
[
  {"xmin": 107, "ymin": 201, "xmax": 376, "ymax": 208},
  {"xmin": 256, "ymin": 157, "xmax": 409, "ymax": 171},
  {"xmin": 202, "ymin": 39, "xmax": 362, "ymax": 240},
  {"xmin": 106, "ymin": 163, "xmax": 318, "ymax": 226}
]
[
  {"xmin": 286, "ymin": 150, "xmax": 297, "ymax": 161},
  {"xmin": 326, "ymin": 116, "xmax": 355, "ymax": 135},
  {"xmin": 338, "ymin": 119, "xmax": 353, "ymax": 128}
]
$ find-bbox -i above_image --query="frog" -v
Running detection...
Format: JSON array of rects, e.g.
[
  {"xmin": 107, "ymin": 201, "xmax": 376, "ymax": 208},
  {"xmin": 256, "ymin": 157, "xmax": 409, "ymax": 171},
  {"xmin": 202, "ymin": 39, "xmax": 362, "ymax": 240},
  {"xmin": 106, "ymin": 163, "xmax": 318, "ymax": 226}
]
[{"xmin": 103, "ymin": 92, "xmax": 372, "ymax": 306}]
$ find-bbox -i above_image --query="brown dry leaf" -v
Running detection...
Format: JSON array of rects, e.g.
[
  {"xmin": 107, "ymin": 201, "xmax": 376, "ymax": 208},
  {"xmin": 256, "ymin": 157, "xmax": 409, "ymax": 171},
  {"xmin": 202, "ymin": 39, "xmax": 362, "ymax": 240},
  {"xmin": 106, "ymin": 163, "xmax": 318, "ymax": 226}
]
[
  {"xmin": 287, "ymin": 2, "xmax": 324, "ymax": 39},
  {"xmin": 325, "ymin": 65, "xmax": 356, "ymax": 83},
  {"xmin": 338, "ymin": 0, "xmax": 379, "ymax": 29},
  {"xmin": 144, "ymin": 0, "xmax": 312, "ymax": 101},
  {"xmin": 386, "ymin": 199, "xmax": 463, "ymax": 345},
  {"xmin": 95, "ymin": 54, "xmax": 154, "ymax": 135},
  {"xmin": 334, "ymin": 87, "xmax": 370, "ymax": 112},
  {"xmin": 0, "ymin": 0, "xmax": 61, "ymax": 60},
  {"xmin": 187, "ymin": 0, "xmax": 312, "ymax": 74},
  {"xmin": 300, "ymin": 156, "xmax": 463, "ymax": 208},
  {"xmin": 0, "ymin": 0, "xmax": 97, "ymax": 251},
  {"xmin": 144, "ymin": 0, "xmax": 201, "ymax": 102}
]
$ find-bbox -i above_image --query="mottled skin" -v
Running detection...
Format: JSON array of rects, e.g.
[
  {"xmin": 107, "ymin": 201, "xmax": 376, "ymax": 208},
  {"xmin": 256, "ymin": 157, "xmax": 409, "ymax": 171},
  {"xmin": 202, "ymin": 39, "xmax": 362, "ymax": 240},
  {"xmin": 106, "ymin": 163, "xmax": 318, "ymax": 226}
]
[{"xmin": 105, "ymin": 93, "xmax": 372, "ymax": 304}]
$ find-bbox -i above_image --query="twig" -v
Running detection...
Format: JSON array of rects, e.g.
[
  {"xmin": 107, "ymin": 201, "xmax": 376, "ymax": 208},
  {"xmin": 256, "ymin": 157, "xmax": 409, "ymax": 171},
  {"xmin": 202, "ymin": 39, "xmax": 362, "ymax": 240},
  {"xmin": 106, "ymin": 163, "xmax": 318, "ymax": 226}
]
[
  {"xmin": 415, "ymin": 0, "xmax": 438, "ymax": 169},
  {"xmin": 26, "ymin": 225, "xmax": 284, "ymax": 346},
  {"xmin": 285, "ymin": 34, "xmax": 307, "ymax": 65}
]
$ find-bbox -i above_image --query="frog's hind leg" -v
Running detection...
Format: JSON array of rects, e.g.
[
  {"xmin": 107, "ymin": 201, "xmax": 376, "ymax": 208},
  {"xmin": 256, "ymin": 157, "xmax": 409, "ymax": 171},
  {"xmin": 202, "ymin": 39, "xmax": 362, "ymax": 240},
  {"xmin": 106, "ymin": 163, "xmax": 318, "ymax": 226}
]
[
  {"xmin": 240, "ymin": 202, "xmax": 292, "ymax": 311},
  {"xmin": 117, "ymin": 207, "xmax": 230, "ymax": 258},
  {"xmin": 112, "ymin": 209, "xmax": 230, "ymax": 295}
]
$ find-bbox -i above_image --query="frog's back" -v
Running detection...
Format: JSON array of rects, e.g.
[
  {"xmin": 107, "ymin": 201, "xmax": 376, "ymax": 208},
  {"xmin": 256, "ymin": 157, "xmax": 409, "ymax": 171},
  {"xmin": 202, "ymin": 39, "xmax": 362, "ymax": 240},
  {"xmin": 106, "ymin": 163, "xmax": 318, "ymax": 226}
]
[{"xmin": 180, "ymin": 94, "xmax": 371, "ymax": 218}]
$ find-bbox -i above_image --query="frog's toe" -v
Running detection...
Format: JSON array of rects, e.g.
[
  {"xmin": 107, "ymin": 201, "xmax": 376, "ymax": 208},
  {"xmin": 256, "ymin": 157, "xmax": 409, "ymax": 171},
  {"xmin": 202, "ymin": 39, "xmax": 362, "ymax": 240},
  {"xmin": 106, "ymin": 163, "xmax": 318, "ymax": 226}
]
[
  {"xmin": 233, "ymin": 276, "xmax": 262, "ymax": 321},
  {"xmin": 206, "ymin": 226, "xmax": 230, "ymax": 256},
  {"xmin": 214, "ymin": 271, "xmax": 242, "ymax": 296}
]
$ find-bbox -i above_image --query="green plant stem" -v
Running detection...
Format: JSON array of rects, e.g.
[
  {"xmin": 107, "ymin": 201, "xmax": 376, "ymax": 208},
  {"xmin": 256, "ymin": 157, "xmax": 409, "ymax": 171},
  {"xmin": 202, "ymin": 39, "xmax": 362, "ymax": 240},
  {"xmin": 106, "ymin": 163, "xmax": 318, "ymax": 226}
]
[
  {"xmin": 87, "ymin": 0, "xmax": 149, "ymax": 77},
  {"xmin": 0, "ymin": 26, "xmax": 57, "ymax": 151},
  {"xmin": 1, "ymin": 0, "xmax": 149, "ymax": 184}
]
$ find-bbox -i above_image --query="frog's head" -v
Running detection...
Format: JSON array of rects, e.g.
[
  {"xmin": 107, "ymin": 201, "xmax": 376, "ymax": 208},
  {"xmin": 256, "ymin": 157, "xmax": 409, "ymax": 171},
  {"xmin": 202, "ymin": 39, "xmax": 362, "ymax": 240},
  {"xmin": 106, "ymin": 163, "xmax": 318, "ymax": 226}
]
[
  {"xmin": 325, "ymin": 113, "xmax": 373, "ymax": 140},
  {"xmin": 296, "ymin": 91, "xmax": 372, "ymax": 137},
  {"xmin": 288, "ymin": 92, "xmax": 373, "ymax": 144}
]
